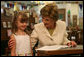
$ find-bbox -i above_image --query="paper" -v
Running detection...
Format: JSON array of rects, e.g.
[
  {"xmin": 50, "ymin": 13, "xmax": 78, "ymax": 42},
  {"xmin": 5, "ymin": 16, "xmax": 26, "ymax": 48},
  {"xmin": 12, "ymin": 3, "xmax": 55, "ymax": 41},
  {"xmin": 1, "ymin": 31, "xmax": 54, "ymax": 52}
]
[
  {"xmin": 36, "ymin": 45, "xmax": 69, "ymax": 51},
  {"xmin": 8, "ymin": 22, "xmax": 11, "ymax": 28},
  {"xmin": 3, "ymin": 22, "xmax": 7, "ymax": 28},
  {"xmin": 7, "ymin": 29, "xmax": 12, "ymax": 37}
]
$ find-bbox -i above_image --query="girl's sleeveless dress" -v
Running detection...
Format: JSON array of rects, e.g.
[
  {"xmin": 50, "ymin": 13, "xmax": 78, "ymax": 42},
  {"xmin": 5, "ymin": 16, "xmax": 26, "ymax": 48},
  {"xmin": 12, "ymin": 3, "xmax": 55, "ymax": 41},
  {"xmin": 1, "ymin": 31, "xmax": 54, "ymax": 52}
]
[{"xmin": 14, "ymin": 34, "xmax": 32, "ymax": 56}]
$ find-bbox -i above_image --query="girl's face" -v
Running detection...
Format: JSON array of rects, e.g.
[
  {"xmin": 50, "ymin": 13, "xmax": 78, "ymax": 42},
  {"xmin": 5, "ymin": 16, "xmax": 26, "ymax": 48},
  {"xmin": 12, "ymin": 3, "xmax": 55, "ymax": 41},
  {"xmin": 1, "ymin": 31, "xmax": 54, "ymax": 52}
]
[
  {"xmin": 16, "ymin": 15, "xmax": 28, "ymax": 31},
  {"xmin": 42, "ymin": 16, "xmax": 56, "ymax": 29}
]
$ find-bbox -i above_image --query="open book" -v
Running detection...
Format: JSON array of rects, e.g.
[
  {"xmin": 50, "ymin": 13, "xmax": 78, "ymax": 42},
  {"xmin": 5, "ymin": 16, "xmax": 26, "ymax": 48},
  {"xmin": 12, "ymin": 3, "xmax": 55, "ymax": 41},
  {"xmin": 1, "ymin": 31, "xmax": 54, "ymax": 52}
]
[{"xmin": 36, "ymin": 45, "xmax": 69, "ymax": 51}]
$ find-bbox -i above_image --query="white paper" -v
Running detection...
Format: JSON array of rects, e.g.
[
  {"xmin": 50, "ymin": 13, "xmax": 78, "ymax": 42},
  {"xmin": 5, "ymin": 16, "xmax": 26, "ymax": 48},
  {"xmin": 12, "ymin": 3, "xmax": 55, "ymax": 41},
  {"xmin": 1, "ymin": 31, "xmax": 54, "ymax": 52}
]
[
  {"xmin": 3, "ymin": 22, "xmax": 7, "ymax": 28},
  {"xmin": 8, "ymin": 22, "xmax": 11, "ymax": 28},
  {"xmin": 7, "ymin": 29, "xmax": 12, "ymax": 37},
  {"xmin": 36, "ymin": 45, "xmax": 69, "ymax": 51}
]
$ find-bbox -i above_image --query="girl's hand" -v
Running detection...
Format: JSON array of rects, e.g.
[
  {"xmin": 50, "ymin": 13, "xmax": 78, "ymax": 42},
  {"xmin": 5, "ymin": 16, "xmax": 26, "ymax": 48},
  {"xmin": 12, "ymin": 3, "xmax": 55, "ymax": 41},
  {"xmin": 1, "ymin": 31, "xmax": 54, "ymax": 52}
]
[{"xmin": 67, "ymin": 41, "xmax": 77, "ymax": 47}]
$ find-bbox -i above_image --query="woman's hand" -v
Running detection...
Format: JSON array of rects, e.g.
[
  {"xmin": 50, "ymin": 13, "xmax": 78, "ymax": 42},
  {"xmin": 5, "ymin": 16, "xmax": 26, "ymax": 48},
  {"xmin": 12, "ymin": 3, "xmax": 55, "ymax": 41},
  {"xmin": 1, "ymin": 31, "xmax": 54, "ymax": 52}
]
[
  {"xmin": 8, "ymin": 35, "xmax": 16, "ymax": 49},
  {"xmin": 67, "ymin": 41, "xmax": 77, "ymax": 47}
]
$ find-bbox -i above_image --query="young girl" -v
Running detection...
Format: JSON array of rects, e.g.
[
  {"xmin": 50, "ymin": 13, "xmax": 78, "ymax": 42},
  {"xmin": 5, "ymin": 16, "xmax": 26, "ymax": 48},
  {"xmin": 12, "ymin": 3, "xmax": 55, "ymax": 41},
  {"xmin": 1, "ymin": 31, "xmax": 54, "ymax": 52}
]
[{"xmin": 10, "ymin": 12, "xmax": 33, "ymax": 56}]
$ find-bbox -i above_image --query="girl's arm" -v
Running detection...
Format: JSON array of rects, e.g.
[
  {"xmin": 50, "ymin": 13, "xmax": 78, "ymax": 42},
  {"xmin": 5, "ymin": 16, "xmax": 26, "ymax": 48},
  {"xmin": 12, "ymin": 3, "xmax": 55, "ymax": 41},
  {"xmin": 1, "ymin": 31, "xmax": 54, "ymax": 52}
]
[
  {"xmin": 10, "ymin": 34, "xmax": 16, "ymax": 56},
  {"xmin": 11, "ymin": 46, "xmax": 16, "ymax": 56}
]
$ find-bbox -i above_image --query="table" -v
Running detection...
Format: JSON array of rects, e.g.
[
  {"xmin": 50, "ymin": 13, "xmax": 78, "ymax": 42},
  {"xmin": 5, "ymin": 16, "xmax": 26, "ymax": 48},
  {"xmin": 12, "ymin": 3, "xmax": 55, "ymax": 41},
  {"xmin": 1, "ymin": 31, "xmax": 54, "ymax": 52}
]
[{"xmin": 36, "ymin": 45, "xmax": 83, "ymax": 56}]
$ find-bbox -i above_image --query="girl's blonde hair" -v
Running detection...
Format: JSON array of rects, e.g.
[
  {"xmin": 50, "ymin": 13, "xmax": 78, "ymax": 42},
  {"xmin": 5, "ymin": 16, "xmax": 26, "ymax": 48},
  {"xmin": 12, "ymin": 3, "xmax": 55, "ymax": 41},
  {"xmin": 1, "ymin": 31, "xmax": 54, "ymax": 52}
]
[{"xmin": 12, "ymin": 11, "xmax": 29, "ymax": 35}]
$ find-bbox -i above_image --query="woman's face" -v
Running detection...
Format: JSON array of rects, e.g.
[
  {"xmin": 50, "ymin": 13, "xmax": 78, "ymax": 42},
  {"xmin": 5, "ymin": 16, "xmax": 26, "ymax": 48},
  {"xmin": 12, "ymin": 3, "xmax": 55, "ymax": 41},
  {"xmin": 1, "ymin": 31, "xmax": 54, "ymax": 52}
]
[
  {"xmin": 42, "ymin": 16, "xmax": 56, "ymax": 29},
  {"xmin": 16, "ymin": 15, "xmax": 27, "ymax": 31}
]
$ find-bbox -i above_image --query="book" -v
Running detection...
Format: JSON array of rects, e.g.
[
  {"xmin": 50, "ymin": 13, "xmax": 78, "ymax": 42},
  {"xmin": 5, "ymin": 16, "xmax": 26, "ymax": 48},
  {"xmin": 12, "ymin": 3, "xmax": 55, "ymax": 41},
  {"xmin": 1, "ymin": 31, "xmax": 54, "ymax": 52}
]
[{"xmin": 36, "ymin": 45, "xmax": 69, "ymax": 51}]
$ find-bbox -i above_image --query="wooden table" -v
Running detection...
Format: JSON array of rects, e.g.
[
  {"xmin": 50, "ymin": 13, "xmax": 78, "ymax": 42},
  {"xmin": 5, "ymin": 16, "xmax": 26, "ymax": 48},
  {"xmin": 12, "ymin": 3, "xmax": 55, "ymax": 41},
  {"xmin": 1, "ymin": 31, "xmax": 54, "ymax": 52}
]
[{"xmin": 36, "ymin": 45, "xmax": 83, "ymax": 56}]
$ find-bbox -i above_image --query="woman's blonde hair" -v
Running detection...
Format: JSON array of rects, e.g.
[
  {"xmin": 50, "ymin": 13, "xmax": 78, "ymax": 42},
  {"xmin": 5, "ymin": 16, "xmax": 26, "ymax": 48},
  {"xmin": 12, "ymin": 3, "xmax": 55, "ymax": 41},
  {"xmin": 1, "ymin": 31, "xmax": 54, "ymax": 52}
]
[
  {"xmin": 12, "ymin": 11, "xmax": 29, "ymax": 34},
  {"xmin": 40, "ymin": 3, "xmax": 59, "ymax": 21}
]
